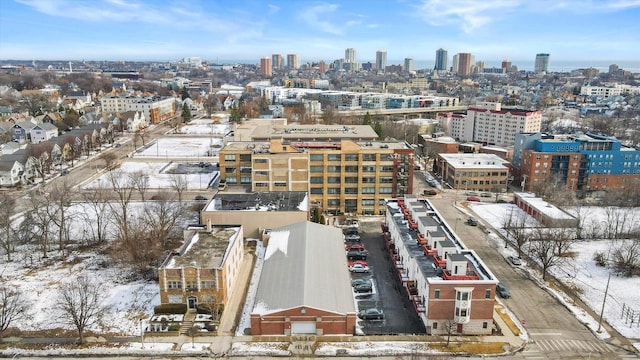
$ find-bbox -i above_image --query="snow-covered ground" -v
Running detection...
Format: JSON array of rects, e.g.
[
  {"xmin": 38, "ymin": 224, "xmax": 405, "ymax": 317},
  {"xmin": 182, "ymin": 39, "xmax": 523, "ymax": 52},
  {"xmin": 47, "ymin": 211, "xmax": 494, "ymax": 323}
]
[
  {"xmin": 134, "ymin": 137, "xmax": 223, "ymax": 158},
  {"xmin": 83, "ymin": 161, "xmax": 218, "ymax": 190},
  {"xmin": 469, "ymin": 202, "xmax": 640, "ymax": 340},
  {"xmin": 177, "ymin": 120, "xmax": 232, "ymax": 136}
]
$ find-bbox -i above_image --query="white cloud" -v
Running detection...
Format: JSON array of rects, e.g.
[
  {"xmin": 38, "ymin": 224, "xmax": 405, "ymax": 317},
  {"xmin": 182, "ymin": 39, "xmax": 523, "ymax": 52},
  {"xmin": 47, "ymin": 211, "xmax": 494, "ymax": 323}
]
[
  {"xmin": 299, "ymin": 3, "xmax": 344, "ymax": 35},
  {"xmin": 415, "ymin": 0, "xmax": 520, "ymax": 33},
  {"xmin": 267, "ymin": 4, "xmax": 280, "ymax": 15}
]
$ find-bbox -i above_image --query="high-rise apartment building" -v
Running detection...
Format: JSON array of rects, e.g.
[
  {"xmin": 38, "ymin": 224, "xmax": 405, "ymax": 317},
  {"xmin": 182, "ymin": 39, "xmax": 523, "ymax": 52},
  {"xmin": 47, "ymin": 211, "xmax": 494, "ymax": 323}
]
[
  {"xmin": 287, "ymin": 54, "xmax": 299, "ymax": 70},
  {"xmin": 535, "ymin": 53, "xmax": 550, "ymax": 73},
  {"xmin": 501, "ymin": 60, "xmax": 511, "ymax": 73},
  {"xmin": 376, "ymin": 50, "xmax": 387, "ymax": 72},
  {"xmin": 404, "ymin": 58, "xmax": 414, "ymax": 74},
  {"xmin": 468, "ymin": 102, "xmax": 542, "ymax": 147},
  {"xmin": 455, "ymin": 53, "xmax": 472, "ymax": 76},
  {"xmin": 260, "ymin": 57, "xmax": 272, "ymax": 77},
  {"xmin": 435, "ymin": 48, "xmax": 448, "ymax": 71},
  {"xmin": 345, "ymin": 48, "xmax": 356, "ymax": 63},
  {"xmin": 272, "ymin": 54, "xmax": 283, "ymax": 70}
]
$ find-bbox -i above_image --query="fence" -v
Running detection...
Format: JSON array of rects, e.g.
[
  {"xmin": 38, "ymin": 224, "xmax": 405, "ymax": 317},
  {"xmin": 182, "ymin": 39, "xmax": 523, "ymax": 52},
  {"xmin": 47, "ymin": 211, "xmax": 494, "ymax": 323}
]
[{"xmin": 621, "ymin": 303, "xmax": 640, "ymax": 328}]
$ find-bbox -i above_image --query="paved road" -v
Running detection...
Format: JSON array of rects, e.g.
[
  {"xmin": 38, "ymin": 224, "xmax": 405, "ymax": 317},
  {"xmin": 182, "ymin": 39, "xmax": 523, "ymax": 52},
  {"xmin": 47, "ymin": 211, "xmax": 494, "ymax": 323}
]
[{"xmin": 418, "ymin": 178, "xmax": 637, "ymax": 359}]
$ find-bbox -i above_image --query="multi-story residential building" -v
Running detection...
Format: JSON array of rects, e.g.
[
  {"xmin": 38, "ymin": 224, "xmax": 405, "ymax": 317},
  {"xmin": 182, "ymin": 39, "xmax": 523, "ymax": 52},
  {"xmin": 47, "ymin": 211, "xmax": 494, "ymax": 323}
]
[
  {"xmin": 384, "ymin": 195, "xmax": 498, "ymax": 335},
  {"xmin": 100, "ymin": 96, "xmax": 175, "ymax": 123},
  {"xmin": 260, "ymin": 57, "xmax": 272, "ymax": 77},
  {"xmin": 437, "ymin": 112, "xmax": 471, "ymax": 142},
  {"xmin": 580, "ymin": 84, "xmax": 640, "ymax": 98},
  {"xmin": 535, "ymin": 53, "xmax": 550, "ymax": 73},
  {"xmin": 435, "ymin": 48, "xmax": 448, "ymax": 71},
  {"xmin": 435, "ymin": 153, "xmax": 510, "ymax": 193},
  {"xmin": 420, "ymin": 135, "xmax": 459, "ymax": 159},
  {"xmin": 376, "ymin": 50, "xmax": 387, "ymax": 72},
  {"xmin": 515, "ymin": 132, "xmax": 640, "ymax": 193},
  {"xmin": 287, "ymin": 54, "xmax": 299, "ymax": 70},
  {"xmin": 157, "ymin": 224, "xmax": 244, "ymax": 313},
  {"xmin": 404, "ymin": 58, "xmax": 414, "ymax": 74},
  {"xmin": 467, "ymin": 102, "xmax": 542, "ymax": 147},
  {"xmin": 344, "ymin": 48, "xmax": 356, "ymax": 63},
  {"xmin": 272, "ymin": 54, "xmax": 283, "ymax": 70},
  {"xmin": 455, "ymin": 53, "xmax": 473, "ymax": 76},
  {"xmin": 219, "ymin": 137, "xmax": 414, "ymax": 215}
]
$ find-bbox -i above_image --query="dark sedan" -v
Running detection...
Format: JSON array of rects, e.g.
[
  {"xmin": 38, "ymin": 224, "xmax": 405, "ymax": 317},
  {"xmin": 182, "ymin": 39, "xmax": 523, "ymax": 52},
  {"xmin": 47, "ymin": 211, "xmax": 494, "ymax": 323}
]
[{"xmin": 358, "ymin": 308, "xmax": 384, "ymax": 320}]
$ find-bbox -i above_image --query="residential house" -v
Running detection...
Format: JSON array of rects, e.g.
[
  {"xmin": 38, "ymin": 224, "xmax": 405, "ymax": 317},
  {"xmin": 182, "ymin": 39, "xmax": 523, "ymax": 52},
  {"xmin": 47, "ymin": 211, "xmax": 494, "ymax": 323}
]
[
  {"xmin": 30, "ymin": 122, "xmax": 59, "ymax": 143},
  {"xmin": 250, "ymin": 221, "xmax": 356, "ymax": 335},
  {"xmin": 12, "ymin": 120, "xmax": 36, "ymax": 143},
  {"xmin": 0, "ymin": 149, "xmax": 36, "ymax": 186}
]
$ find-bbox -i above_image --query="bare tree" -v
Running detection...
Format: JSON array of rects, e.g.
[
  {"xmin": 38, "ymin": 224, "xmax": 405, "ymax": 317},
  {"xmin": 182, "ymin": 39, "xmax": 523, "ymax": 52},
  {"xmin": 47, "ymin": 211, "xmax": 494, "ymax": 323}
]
[
  {"xmin": 49, "ymin": 180, "xmax": 74, "ymax": 252},
  {"xmin": 99, "ymin": 151, "xmax": 118, "ymax": 170},
  {"xmin": 610, "ymin": 240, "xmax": 640, "ymax": 277},
  {"xmin": 0, "ymin": 283, "xmax": 28, "ymax": 340},
  {"xmin": 142, "ymin": 200, "xmax": 184, "ymax": 249},
  {"xmin": 170, "ymin": 175, "xmax": 188, "ymax": 203},
  {"xmin": 502, "ymin": 207, "xmax": 531, "ymax": 257},
  {"xmin": 107, "ymin": 170, "xmax": 135, "ymax": 246},
  {"xmin": 55, "ymin": 275, "xmax": 104, "ymax": 343},
  {"xmin": 443, "ymin": 319, "xmax": 458, "ymax": 347},
  {"xmin": 529, "ymin": 228, "xmax": 575, "ymax": 280},
  {"xmin": 130, "ymin": 170, "xmax": 150, "ymax": 201},
  {"xmin": 81, "ymin": 186, "xmax": 111, "ymax": 245},
  {"xmin": 604, "ymin": 207, "xmax": 634, "ymax": 239},
  {"xmin": 0, "ymin": 194, "xmax": 18, "ymax": 261},
  {"xmin": 26, "ymin": 194, "xmax": 54, "ymax": 258}
]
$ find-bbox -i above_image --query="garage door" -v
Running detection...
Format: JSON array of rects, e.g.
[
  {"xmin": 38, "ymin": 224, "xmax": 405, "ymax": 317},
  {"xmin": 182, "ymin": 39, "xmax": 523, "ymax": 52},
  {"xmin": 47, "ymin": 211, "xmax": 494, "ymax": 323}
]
[{"xmin": 291, "ymin": 321, "xmax": 316, "ymax": 334}]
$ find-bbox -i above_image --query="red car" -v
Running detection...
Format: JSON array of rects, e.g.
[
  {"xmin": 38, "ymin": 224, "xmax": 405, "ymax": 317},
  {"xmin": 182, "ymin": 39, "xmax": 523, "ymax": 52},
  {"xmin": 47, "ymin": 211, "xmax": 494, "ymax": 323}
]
[
  {"xmin": 349, "ymin": 259, "xmax": 369, "ymax": 267},
  {"xmin": 467, "ymin": 196, "xmax": 481, "ymax": 202},
  {"xmin": 346, "ymin": 244, "xmax": 366, "ymax": 251}
]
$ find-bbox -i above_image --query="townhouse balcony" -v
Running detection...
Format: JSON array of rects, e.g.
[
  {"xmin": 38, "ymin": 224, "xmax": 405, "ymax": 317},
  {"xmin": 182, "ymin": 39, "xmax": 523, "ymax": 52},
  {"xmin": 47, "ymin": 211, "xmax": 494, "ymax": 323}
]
[
  {"xmin": 441, "ymin": 269, "xmax": 480, "ymax": 281},
  {"xmin": 412, "ymin": 295, "xmax": 426, "ymax": 313},
  {"xmin": 408, "ymin": 219, "xmax": 418, "ymax": 230},
  {"xmin": 406, "ymin": 281, "xmax": 418, "ymax": 296},
  {"xmin": 417, "ymin": 233, "xmax": 427, "ymax": 245},
  {"xmin": 433, "ymin": 254, "xmax": 447, "ymax": 268},
  {"xmin": 423, "ymin": 246, "xmax": 437, "ymax": 256}
]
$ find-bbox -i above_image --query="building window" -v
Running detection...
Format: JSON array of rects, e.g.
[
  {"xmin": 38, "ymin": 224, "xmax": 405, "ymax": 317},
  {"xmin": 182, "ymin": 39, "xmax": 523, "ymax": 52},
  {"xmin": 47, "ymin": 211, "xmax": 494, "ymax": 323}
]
[
  {"xmin": 310, "ymin": 177, "xmax": 323, "ymax": 184},
  {"xmin": 362, "ymin": 154, "xmax": 376, "ymax": 161},
  {"xmin": 379, "ymin": 188, "xmax": 392, "ymax": 194},
  {"xmin": 344, "ymin": 165, "xmax": 358, "ymax": 173},
  {"xmin": 344, "ymin": 154, "xmax": 358, "ymax": 161},
  {"xmin": 310, "ymin": 188, "xmax": 323, "ymax": 194},
  {"xmin": 327, "ymin": 166, "xmax": 341, "ymax": 172},
  {"xmin": 345, "ymin": 177, "xmax": 358, "ymax": 184},
  {"xmin": 310, "ymin": 154, "xmax": 324, "ymax": 161},
  {"xmin": 328, "ymin": 177, "xmax": 341, "ymax": 184},
  {"xmin": 362, "ymin": 199, "xmax": 375, "ymax": 206},
  {"xmin": 328, "ymin": 188, "xmax": 341, "ymax": 194},
  {"xmin": 310, "ymin": 166, "xmax": 323, "ymax": 172},
  {"xmin": 345, "ymin": 188, "xmax": 358, "ymax": 195},
  {"xmin": 255, "ymin": 182, "xmax": 267, "ymax": 187},
  {"xmin": 201, "ymin": 280, "xmax": 215, "ymax": 289},
  {"xmin": 362, "ymin": 187, "xmax": 375, "ymax": 194},
  {"xmin": 485, "ymin": 289, "xmax": 491, "ymax": 299},
  {"xmin": 240, "ymin": 154, "xmax": 251, "ymax": 162},
  {"xmin": 167, "ymin": 281, "xmax": 182, "ymax": 289},
  {"xmin": 434, "ymin": 289, "xmax": 440, "ymax": 299},
  {"xmin": 328, "ymin": 154, "xmax": 340, "ymax": 161},
  {"xmin": 483, "ymin": 322, "xmax": 488, "ymax": 329},
  {"xmin": 224, "ymin": 154, "xmax": 236, "ymax": 161},
  {"xmin": 327, "ymin": 199, "xmax": 340, "ymax": 207},
  {"xmin": 432, "ymin": 322, "xmax": 438, "ymax": 329},
  {"xmin": 362, "ymin": 166, "xmax": 376, "ymax": 172},
  {"xmin": 240, "ymin": 177, "xmax": 252, "ymax": 184},
  {"xmin": 380, "ymin": 166, "xmax": 394, "ymax": 172},
  {"xmin": 362, "ymin": 177, "xmax": 376, "ymax": 183},
  {"xmin": 274, "ymin": 182, "xmax": 287, "ymax": 187},
  {"xmin": 225, "ymin": 167, "xmax": 236, "ymax": 173},
  {"xmin": 185, "ymin": 281, "xmax": 197, "ymax": 290}
]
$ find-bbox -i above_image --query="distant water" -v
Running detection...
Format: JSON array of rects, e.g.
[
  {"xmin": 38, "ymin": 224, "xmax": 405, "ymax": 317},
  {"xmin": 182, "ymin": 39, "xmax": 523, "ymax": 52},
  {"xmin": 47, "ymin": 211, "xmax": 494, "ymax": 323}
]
[{"xmin": 218, "ymin": 59, "xmax": 640, "ymax": 73}]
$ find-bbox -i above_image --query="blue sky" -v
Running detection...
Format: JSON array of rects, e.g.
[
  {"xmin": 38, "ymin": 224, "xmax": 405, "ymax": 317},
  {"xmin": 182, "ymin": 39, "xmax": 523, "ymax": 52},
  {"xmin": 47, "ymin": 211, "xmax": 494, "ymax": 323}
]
[{"xmin": 1, "ymin": 0, "xmax": 640, "ymax": 64}]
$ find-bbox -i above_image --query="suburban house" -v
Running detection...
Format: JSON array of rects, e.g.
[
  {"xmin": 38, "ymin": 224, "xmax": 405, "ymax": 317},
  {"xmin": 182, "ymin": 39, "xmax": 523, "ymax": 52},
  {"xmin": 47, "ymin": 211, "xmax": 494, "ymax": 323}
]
[
  {"xmin": 12, "ymin": 120, "xmax": 36, "ymax": 143},
  {"xmin": 250, "ymin": 221, "xmax": 356, "ymax": 335},
  {"xmin": 157, "ymin": 224, "xmax": 245, "ymax": 317},
  {"xmin": 0, "ymin": 149, "xmax": 36, "ymax": 187},
  {"xmin": 200, "ymin": 191, "xmax": 309, "ymax": 239},
  {"xmin": 384, "ymin": 195, "xmax": 499, "ymax": 335},
  {"xmin": 30, "ymin": 122, "xmax": 59, "ymax": 143}
]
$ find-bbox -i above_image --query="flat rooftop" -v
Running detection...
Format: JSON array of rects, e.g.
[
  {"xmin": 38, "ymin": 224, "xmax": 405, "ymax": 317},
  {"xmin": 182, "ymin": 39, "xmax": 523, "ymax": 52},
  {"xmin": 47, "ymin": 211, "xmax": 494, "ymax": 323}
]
[
  {"xmin": 440, "ymin": 153, "xmax": 508, "ymax": 169},
  {"xmin": 161, "ymin": 226, "xmax": 240, "ymax": 269},
  {"xmin": 204, "ymin": 191, "xmax": 308, "ymax": 212},
  {"xmin": 251, "ymin": 124, "xmax": 379, "ymax": 140}
]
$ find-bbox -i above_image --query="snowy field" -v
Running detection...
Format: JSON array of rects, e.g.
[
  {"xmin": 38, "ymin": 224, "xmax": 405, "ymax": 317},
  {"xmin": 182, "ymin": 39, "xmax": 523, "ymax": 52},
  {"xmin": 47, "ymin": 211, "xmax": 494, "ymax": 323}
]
[
  {"xmin": 134, "ymin": 137, "xmax": 224, "ymax": 158},
  {"xmin": 177, "ymin": 120, "xmax": 232, "ymax": 136},
  {"xmin": 468, "ymin": 202, "xmax": 640, "ymax": 340},
  {"xmin": 83, "ymin": 161, "xmax": 218, "ymax": 190}
]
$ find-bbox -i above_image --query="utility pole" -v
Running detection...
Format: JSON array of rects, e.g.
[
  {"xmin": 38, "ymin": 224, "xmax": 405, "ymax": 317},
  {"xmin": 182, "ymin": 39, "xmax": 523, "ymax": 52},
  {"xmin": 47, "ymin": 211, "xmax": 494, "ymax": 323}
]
[{"xmin": 597, "ymin": 273, "xmax": 611, "ymax": 333}]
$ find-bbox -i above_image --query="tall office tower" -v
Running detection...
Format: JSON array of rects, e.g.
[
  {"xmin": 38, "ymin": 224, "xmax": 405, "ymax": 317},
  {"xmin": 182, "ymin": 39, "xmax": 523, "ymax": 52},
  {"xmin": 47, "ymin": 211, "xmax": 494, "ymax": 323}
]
[
  {"xmin": 452, "ymin": 54, "xmax": 459, "ymax": 73},
  {"xmin": 345, "ymin": 48, "xmax": 357, "ymax": 63},
  {"xmin": 318, "ymin": 60, "xmax": 327, "ymax": 73},
  {"xmin": 435, "ymin": 48, "xmax": 448, "ymax": 71},
  {"xmin": 455, "ymin": 53, "xmax": 472, "ymax": 76},
  {"xmin": 404, "ymin": 58, "xmax": 414, "ymax": 74},
  {"xmin": 272, "ymin": 54, "xmax": 283, "ymax": 70},
  {"xmin": 260, "ymin": 57, "xmax": 273, "ymax": 76},
  {"xmin": 535, "ymin": 53, "xmax": 550, "ymax": 73},
  {"xmin": 287, "ymin": 54, "xmax": 299, "ymax": 69},
  {"xmin": 609, "ymin": 64, "xmax": 619, "ymax": 74},
  {"xmin": 501, "ymin": 59, "xmax": 511, "ymax": 73},
  {"xmin": 376, "ymin": 50, "xmax": 387, "ymax": 72}
]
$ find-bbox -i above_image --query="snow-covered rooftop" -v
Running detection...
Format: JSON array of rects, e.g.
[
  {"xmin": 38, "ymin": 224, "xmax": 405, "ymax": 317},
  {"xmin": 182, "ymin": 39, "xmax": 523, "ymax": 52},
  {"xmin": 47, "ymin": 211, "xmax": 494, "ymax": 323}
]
[{"xmin": 439, "ymin": 153, "xmax": 508, "ymax": 169}]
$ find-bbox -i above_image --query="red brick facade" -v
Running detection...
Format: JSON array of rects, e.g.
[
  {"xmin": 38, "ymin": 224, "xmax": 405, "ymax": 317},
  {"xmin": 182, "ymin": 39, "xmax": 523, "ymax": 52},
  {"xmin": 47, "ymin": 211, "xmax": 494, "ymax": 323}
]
[{"xmin": 250, "ymin": 306, "xmax": 357, "ymax": 335}]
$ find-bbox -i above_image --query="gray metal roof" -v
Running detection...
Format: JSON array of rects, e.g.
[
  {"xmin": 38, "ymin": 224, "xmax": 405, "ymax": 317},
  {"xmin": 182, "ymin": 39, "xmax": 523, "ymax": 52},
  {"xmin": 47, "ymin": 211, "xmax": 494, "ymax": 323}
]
[{"xmin": 253, "ymin": 221, "xmax": 355, "ymax": 315}]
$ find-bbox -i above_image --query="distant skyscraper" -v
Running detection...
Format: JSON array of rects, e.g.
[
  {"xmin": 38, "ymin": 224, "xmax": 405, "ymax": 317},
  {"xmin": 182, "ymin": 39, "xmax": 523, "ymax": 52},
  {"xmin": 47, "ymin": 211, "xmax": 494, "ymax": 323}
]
[
  {"xmin": 501, "ymin": 59, "xmax": 511, "ymax": 73},
  {"xmin": 404, "ymin": 58, "xmax": 414, "ymax": 74},
  {"xmin": 435, "ymin": 48, "xmax": 448, "ymax": 71},
  {"xmin": 260, "ymin": 57, "xmax": 272, "ymax": 76},
  {"xmin": 272, "ymin": 54, "xmax": 283, "ymax": 70},
  {"xmin": 318, "ymin": 60, "xmax": 327, "ymax": 73},
  {"xmin": 376, "ymin": 50, "xmax": 387, "ymax": 72},
  {"xmin": 287, "ymin": 54, "xmax": 299, "ymax": 69},
  {"xmin": 609, "ymin": 64, "xmax": 619, "ymax": 74},
  {"xmin": 345, "ymin": 48, "xmax": 356, "ymax": 63},
  {"xmin": 455, "ymin": 53, "xmax": 472, "ymax": 76},
  {"xmin": 535, "ymin": 53, "xmax": 550, "ymax": 73}
]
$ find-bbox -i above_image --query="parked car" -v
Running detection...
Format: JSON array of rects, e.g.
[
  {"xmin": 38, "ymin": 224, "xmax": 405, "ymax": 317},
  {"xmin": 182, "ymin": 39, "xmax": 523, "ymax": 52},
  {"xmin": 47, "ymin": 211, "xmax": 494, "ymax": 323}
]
[
  {"xmin": 358, "ymin": 308, "xmax": 384, "ymax": 320},
  {"xmin": 354, "ymin": 283, "xmax": 373, "ymax": 293},
  {"xmin": 345, "ymin": 244, "xmax": 366, "ymax": 252},
  {"xmin": 481, "ymin": 192, "xmax": 492, "ymax": 198},
  {"xmin": 351, "ymin": 278, "xmax": 371, "ymax": 287},
  {"xmin": 496, "ymin": 283, "xmax": 511, "ymax": 298},
  {"xmin": 347, "ymin": 250, "xmax": 368, "ymax": 260},
  {"xmin": 497, "ymin": 199, "xmax": 508, "ymax": 203},
  {"xmin": 507, "ymin": 255, "xmax": 522, "ymax": 266},
  {"xmin": 349, "ymin": 263, "xmax": 370, "ymax": 273},
  {"xmin": 427, "ymin": 179, "xmax": 438, "ymax": 187},
  {"xmin": 423, "ymin": 189, "xmax": 438, "ymax": 196},
  {"xmin": 60, "ymin": 170, "xmax": 69, "ymax": 176},
  {"xmin": 348, "ymin": 260, "xmax": 368, "ymax": 268},
  {"xmin": 466, "ymin": 196, "xmax": 481, "ymax": 202},
  {"xmin": 466, "ymin": 191, "xmax": 479, "ymax": 196},
  {"xmin": 195, "ymin": 195, "xmax": 208, "ymax": 201},
  {"xmin": 466, "ymin": 217, "xmax": 478, "ymax": 226},
  {"xmin": 345, "ymin": 234, "xmax": 361, "ymax": 241}
]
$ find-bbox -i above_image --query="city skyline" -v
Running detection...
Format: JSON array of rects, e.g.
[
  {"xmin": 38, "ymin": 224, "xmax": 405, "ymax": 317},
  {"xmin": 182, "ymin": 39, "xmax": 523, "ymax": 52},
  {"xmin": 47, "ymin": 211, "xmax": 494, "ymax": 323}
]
[{"xmin": 1, "ymin": 0, "xmax": 640, "ymax": 63}]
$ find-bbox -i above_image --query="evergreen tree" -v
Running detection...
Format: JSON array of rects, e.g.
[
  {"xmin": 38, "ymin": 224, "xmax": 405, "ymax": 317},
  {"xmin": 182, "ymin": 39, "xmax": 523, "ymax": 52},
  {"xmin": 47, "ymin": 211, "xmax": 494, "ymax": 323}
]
[
  {"xmin": 363, "ymin": 111, "xmax": 372, "ymax": 126},
  {"xmin": 181, "ymin": 103, "xmax": 191, "ymax": 123},
  {"xmin": 373, "ymin": 121, "xmax": 383, "ymax": 137},
  {"xmin": 181, "ymin": 86, "xmax": 190, "ymax": 101}
]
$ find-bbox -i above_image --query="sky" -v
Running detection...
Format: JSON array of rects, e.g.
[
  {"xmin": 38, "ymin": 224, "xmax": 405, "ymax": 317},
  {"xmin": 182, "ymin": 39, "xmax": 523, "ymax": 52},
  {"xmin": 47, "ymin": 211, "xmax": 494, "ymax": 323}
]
[{"xmin": 1, "ymin": 0, "xmax": 640, "ymax": 64}]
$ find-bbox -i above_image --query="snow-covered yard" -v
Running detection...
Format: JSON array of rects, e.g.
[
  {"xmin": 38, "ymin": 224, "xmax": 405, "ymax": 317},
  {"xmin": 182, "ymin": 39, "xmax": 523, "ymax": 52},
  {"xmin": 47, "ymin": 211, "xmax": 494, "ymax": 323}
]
[
  {"xmin": 83, "ymin": 161, "xmax": 219, "ymax": 190},
  {"xmin": 134, "ymin": 137, "xmax": 224, "ymax": 158},
  {"xmin": 468, "ymin": 202, "xmax": 640, "ymax": 340}
]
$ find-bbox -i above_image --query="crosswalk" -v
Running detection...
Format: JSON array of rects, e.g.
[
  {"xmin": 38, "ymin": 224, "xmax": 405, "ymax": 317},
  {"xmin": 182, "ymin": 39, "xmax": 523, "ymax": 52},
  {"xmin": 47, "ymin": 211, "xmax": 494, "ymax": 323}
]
[{"xmin": 521, "ymin": 338, "xmax": 616, "ymax": 359}]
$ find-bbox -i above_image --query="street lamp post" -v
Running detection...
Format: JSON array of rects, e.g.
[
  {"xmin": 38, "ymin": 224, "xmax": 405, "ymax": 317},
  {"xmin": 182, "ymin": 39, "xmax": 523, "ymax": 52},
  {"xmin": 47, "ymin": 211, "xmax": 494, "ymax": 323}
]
[{"xmin": 139, "ymin": 318, "xmax": 145, "ymax": 349}]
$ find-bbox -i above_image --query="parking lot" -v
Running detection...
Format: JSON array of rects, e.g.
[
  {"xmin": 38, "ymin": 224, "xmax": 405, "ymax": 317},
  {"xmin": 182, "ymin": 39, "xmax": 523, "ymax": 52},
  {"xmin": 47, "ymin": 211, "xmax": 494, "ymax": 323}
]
[{"xmin": 346, "ymin": 220, "xmax": 426, "ymax": 335}]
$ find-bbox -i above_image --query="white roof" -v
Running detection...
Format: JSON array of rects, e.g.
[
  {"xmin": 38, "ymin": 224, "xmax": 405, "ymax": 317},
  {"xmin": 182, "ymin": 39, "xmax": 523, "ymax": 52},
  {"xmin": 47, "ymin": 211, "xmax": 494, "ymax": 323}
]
[{"xmin": 440, "ymin": 153, "xmax": 508, "ymax": 169}]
